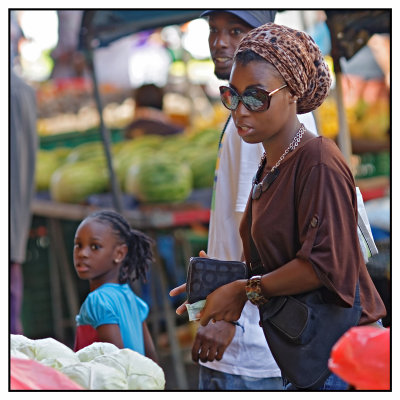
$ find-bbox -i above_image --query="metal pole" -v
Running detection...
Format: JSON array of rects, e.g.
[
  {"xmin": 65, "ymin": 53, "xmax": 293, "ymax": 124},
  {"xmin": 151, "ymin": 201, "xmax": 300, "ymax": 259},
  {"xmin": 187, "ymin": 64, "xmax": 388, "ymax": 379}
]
[
  {"xmin": 48, "ymin": 218, "xmax": 80, "ymax": 339},
  {"xmin": 333, "ymin": 58, "xmax": 353, "ymax": 167},
  {"xmin": 84, "ymin": 46, "xmax": 124, "ymax": 213},
  {"xmin": 153, "ymin": 250, "xmax": 189, "ymax": 390},
  {"xmin": 325, "ymin": 14, "xmax": 353, "ymax": 168}
]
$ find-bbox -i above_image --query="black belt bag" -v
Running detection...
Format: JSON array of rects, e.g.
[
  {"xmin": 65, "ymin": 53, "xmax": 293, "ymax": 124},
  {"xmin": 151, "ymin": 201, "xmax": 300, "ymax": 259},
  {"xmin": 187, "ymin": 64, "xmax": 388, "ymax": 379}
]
[{"xmin": 258, "ymin": 284, "xmax": 362, "ymax": 389}]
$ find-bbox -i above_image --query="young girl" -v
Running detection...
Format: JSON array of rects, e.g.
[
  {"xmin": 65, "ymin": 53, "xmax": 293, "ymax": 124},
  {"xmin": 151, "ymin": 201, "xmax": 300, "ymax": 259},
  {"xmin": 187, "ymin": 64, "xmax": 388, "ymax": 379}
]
[{"xmin": 73, "ymin": 210, "xmax": 158, "ymax": 363}]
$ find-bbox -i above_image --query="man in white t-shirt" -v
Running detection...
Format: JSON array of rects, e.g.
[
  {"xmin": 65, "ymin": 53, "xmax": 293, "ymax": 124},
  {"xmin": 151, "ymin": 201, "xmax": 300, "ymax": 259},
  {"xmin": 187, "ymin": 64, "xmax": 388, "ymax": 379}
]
[{"xmin": 191, "ymin": 10, "xmax": 318, "ymax": 390}]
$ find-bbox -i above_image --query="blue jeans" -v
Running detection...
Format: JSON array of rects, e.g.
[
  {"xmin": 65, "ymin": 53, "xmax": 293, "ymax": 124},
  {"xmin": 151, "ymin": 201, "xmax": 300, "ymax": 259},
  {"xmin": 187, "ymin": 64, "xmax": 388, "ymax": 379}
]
[
  {"xmin": 285, "ymin": 373, "xmax": 349, "ymax": 391},
  {"xmin": 199, "ymin": 365, "xmax": 284, "ymax": 390}
]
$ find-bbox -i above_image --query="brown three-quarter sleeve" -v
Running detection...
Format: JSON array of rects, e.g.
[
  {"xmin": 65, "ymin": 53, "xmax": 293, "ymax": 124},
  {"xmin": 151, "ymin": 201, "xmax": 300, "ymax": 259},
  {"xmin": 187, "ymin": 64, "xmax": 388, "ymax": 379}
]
[{"xmin": 295, "ymin": 162, "xmax": 360, "ymax": 307}]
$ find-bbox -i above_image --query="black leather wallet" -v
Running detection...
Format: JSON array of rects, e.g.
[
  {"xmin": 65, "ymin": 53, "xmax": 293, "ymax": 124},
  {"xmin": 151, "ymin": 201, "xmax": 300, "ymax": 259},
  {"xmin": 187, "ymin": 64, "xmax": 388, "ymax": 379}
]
[{"xmin": 186, "ymin": 257, "xmax": 248, "ymax": 304}]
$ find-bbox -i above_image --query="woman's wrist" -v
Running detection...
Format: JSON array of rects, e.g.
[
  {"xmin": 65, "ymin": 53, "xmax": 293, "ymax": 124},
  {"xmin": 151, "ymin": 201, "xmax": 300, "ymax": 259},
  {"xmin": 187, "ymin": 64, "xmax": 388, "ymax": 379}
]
[
  {"xmin": 235, "ymin": 279, "xmax": 249, "ymax": 303},
  {"xmin": 246, "ymin": 275, "xmax": 269, "ymax": 306}
]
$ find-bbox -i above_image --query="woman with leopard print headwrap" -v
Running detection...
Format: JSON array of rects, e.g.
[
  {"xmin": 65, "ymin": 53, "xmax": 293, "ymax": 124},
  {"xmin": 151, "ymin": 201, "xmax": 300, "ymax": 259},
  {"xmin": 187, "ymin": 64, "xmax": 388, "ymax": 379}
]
[{"xmin": 190, "ymin": 23, "xmax": 386, "ymax": 390}]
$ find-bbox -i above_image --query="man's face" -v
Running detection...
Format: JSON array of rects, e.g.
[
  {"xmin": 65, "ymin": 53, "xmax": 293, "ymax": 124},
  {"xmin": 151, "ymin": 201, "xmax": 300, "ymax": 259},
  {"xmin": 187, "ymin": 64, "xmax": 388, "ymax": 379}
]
[{"xmin": 208, "ymin": 12, "xmax": 253, "ymax": 80}]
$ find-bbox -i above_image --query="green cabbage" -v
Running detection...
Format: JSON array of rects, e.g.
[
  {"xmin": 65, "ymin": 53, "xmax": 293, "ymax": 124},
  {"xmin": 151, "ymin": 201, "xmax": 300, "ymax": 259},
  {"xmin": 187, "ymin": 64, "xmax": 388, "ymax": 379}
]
[
  {"xmin": 61, "ymin": 362, "xmax": 127, "ymax": 390},
  {"xmin": 33, "ymin": 337, "xmax": 78, "ymax": 363},
  {"xmin": 10, "ymin": 348, "xmax": 30, "ymax": 360},
  {"xmin": 11, "ymin": 335, "xmax": 79, "ymax": 369},
  {"xmin": 76, "ymin": 342, "xmax": 119, "ymax": 362},
  {"xmin": 11, "ymin": 334, "xmax": 37, "ymax": 359},
  {"xmin": 91, "ymin": 349, "xmax": 165, "ymax": 390}
]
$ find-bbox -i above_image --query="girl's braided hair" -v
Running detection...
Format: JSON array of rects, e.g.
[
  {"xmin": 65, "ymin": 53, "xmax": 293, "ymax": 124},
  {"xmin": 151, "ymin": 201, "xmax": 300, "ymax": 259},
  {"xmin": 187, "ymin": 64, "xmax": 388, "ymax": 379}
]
[{"xmin": 86, "ymin": 210, "xmax": 154, "ymax": 286}]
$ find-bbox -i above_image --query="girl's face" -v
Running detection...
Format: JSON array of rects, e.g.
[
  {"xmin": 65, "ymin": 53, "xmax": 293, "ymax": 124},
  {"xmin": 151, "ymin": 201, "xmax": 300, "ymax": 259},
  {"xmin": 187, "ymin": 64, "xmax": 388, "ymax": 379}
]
[
  {"xmin": 229, "ymin": 60, "xmax": 292, "ymax": 145},
  {"xmin": 73, "ymin": 219, "xmax": 127, "ymax": 290}
]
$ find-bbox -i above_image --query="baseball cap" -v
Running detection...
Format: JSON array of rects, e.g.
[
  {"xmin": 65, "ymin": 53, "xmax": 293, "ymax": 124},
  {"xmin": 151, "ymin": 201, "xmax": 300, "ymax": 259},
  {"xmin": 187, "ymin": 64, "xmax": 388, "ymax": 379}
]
[{"xmin": 200, "ymin": 10, "xmax": 277, "ymax": 28}]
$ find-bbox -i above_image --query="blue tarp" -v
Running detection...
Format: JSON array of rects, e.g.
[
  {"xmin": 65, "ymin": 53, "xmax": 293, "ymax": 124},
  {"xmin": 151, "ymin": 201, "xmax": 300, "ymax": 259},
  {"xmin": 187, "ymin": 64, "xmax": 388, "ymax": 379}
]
[{"xmin": 79, "ymin": 9, "xmax": 203, "ymax": 49}]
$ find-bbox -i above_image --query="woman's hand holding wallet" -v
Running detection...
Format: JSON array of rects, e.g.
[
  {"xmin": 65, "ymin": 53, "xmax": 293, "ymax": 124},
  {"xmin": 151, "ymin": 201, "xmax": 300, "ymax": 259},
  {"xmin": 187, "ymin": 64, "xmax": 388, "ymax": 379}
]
[
  {"xmin": 197, "ymin": 279, "xmax": 248, "ymax": 326},
  {"xmin": 169, "ymin": 250, "xmax": 210, "ymax": 315},
  {"xmin": 169, "ymin": 275, "xmax": 248, "ymax": 325},
  {"xmin": 169, "ymin": 250, "xmax": 248, "ymax": 323}
]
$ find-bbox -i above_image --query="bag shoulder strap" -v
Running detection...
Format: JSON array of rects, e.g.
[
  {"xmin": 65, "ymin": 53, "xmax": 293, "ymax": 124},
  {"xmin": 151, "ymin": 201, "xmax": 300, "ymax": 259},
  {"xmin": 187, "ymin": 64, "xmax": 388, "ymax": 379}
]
[
  {"xmin": 247, "ymin": 194, "xmax": 266, "ymax": 277},
  {"xmin": 218, "ymin": 115, "xmax": 231, "ymax": 148}
]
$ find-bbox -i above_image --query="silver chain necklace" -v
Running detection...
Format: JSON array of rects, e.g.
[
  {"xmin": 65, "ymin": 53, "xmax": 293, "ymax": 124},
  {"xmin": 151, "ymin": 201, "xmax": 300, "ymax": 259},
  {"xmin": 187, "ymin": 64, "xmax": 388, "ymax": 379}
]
[{"xmin": 252, "ymin": 124, "xmax": 305, "ymax": 200}]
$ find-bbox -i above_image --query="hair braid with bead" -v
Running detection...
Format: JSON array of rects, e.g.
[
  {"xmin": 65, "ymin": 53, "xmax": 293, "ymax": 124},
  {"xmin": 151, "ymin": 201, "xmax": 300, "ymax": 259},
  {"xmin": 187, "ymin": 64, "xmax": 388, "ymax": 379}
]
[{"xmin": 85, "ymin": 210, "xmax": 154, "ymax": 286}]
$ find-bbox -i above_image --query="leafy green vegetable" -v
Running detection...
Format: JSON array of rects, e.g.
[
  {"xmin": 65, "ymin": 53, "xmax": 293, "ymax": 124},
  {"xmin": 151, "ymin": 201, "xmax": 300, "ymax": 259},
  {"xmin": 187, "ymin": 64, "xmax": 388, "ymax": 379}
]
[
  {"xmin": 76, "ymin": 342, "xmax": 119, "ymax": 362},
  {"xmin": 61, "ymin": 362, "xmax": 127, "ymax": 390},
  {"xmin": 91, "ymin": 349, "xmax": 165, "ymax": 390},
  {"xmin": 11, "ymin": 335, "xmax": 79, "ymax": 369},
  {"xmin": 11, "ymin": 334, "xmax": 38, "ymax": 359},
  {"xmin": 10, "ymin": 335, "xmax": 165, "ymax": 390}
]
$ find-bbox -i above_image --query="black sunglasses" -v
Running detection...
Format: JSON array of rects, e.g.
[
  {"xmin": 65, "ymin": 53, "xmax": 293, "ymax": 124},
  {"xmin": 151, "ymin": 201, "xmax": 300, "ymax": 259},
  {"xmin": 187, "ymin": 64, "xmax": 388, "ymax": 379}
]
[{"xmin": 219, "ymin": 84, "xmax": 287, "ymax": 112}]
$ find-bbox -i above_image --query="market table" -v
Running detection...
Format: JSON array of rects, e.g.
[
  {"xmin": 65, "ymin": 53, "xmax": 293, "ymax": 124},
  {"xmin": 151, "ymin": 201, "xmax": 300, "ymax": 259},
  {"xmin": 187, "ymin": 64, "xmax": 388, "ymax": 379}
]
[{"xmin": 30, "ymin": 197, "xmax": 210, "ymax": 390}]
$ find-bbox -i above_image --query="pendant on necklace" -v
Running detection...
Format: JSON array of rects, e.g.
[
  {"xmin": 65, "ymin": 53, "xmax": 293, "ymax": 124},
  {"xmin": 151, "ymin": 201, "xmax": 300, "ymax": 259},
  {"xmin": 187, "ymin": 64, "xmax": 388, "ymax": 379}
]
[
  {"xmin": 252, "ymin": 184, "xmax": 262, "ymax": 199},
  {"xmin": 252, "ymin": 168, "xmax": 280, "ymax": 200}
]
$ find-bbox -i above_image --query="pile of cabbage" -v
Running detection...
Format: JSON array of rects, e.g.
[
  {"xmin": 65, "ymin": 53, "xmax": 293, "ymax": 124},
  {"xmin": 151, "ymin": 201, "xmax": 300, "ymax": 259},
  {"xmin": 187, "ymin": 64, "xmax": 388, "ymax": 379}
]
[{"xmin": 11, "ymin": 335, "xmax": 165, "ymax": 390}]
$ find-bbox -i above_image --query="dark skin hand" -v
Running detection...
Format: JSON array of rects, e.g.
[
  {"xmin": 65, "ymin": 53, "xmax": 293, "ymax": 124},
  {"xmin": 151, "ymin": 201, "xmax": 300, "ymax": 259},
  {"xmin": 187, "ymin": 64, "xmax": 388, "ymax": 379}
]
[
  {"xmin": 169, "ymin": 284, "xmax": 237, "ymax": 363},
  {"xmin": 198, "ymin": 279, "xmax": 248, "ymax": 327},
  {"xmin": 192, "ymin": 321, "xmax": 236, "ymax": 363}
]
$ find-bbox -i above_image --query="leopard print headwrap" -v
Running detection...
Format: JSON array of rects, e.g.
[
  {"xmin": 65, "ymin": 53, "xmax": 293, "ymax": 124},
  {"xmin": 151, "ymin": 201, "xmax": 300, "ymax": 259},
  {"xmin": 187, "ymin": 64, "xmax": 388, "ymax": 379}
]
[{"xmin": 235, "ymin": 23, "xmax": 332, "ymax": 114}]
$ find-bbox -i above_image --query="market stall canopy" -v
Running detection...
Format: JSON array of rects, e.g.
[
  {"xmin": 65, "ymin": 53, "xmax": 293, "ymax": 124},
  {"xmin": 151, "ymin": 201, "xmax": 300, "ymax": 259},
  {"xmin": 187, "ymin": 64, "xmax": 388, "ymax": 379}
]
[
  {"xmin": 79, "ymin": 9, "xmax": 203, "ymax": 50},
  {"xmin": 324, "ymin": 9, "xmax": 390, "ymax": 61},
  {"xmin": 325, "ymin": 9, "xmax": 390, "ymax": 80}
]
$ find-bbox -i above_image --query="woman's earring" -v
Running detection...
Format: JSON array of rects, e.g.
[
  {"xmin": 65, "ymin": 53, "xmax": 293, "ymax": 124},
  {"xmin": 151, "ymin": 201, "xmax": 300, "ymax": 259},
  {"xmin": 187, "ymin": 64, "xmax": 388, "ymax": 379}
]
[{"xmin": 114, "ymin": 259, "xmax": 120, "ymax": 263}]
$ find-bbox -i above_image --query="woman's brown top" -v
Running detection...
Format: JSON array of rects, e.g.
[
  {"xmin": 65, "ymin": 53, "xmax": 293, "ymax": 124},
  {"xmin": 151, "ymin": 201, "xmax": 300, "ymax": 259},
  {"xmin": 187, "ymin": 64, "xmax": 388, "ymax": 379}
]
[{"xmin": 239, "ymin": 136, "xmax": 386, "ymax": 324}]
